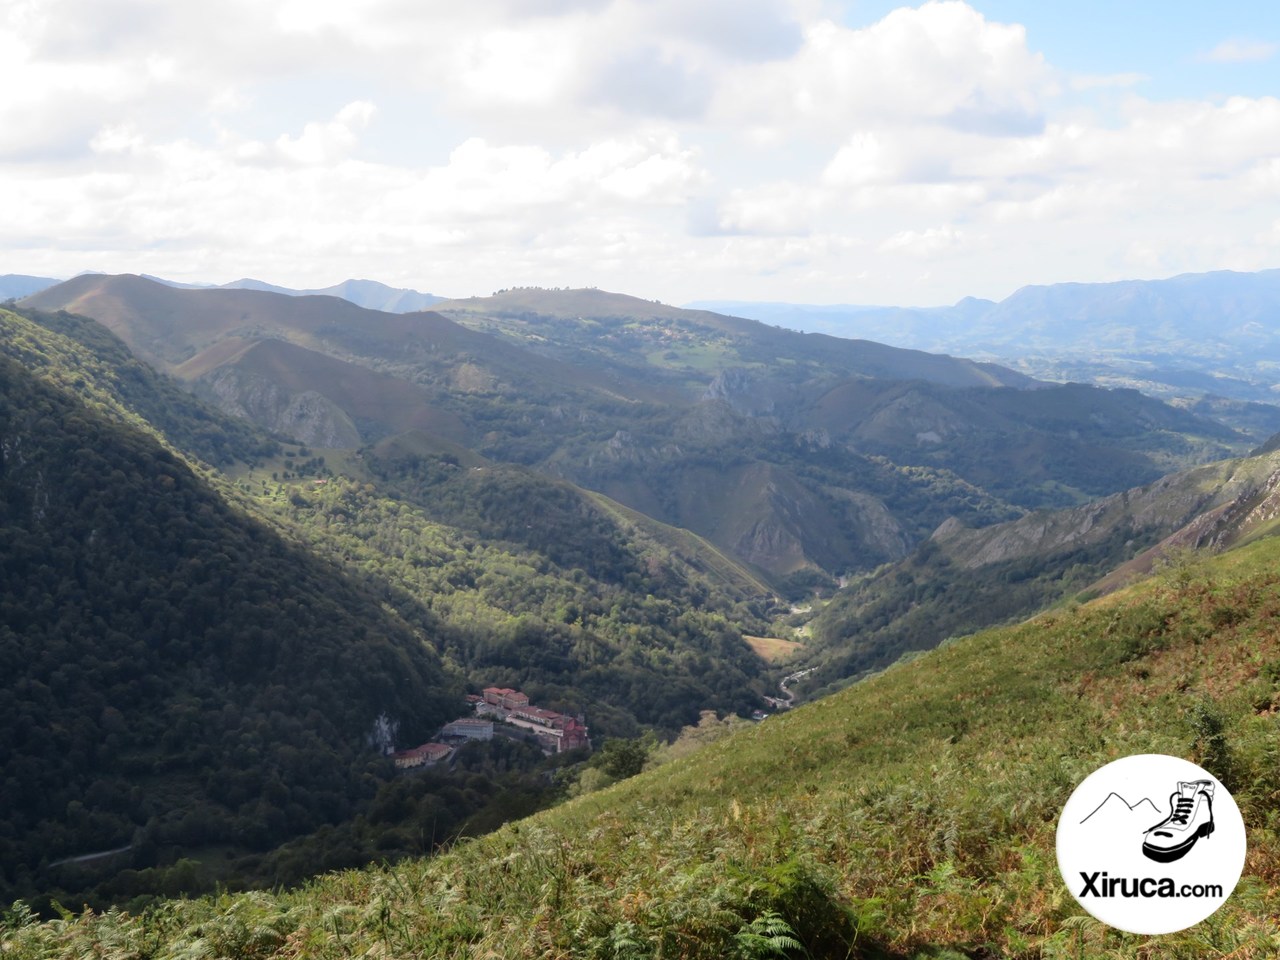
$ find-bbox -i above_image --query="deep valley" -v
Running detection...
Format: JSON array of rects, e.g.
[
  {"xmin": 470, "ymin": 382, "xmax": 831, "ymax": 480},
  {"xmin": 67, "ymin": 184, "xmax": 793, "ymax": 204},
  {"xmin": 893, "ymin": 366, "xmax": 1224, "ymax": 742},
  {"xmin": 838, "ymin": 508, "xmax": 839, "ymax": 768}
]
[{"xmin": 6, "ymin": 270, "xmax": 1280, "ymax": 954}]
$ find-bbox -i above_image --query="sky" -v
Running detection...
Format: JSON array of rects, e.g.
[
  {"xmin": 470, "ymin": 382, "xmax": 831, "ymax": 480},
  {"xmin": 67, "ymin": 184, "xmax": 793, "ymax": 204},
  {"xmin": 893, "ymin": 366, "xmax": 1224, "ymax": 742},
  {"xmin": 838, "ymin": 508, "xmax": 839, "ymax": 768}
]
[{"xmin": 2, "ymin": 0, "xmax": 1279, "ymax": 306}]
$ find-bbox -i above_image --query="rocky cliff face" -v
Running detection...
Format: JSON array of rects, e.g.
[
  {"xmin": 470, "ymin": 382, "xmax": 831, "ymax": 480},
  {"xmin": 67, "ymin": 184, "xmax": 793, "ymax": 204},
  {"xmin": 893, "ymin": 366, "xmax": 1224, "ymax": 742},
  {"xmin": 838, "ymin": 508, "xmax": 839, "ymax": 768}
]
[
  {"xmin": 848, "ymin": 386, "xmax": 979, "ymax": 448},
  {"xmin": 674, "ymin": 399, "xmax": 781, "ymax": 445},
  {"xmin": 701, "ymin": 368, "xmax": 792, "ymax": 418},
  {"xmin": 1180, "ymin": 465, "xmax": 1280, "ymax": 552},
  {"xmin": 199, "ymin": 368, "xmax": 361, "ymax": 447},
  {"xmin": 931, "ymin": 451, "xmax": 1280, "ymax": 572}
]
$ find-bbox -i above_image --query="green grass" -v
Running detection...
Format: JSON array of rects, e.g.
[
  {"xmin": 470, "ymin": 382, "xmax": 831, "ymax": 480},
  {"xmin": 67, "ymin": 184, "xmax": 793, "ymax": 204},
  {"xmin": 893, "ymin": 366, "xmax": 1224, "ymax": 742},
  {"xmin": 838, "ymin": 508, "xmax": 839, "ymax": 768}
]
[{"xmin": 9, "ymin": 538, "xmax": 1280, "ymax": 957}]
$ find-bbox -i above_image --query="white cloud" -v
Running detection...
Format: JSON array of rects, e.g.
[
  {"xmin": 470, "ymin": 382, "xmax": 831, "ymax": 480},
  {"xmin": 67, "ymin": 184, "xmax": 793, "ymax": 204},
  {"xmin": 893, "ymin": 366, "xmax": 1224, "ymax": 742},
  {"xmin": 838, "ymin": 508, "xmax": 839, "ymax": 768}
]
[
  {"xmin": 4, "ymin": 1, "xmax": 1280, "ymax": 305},
  {"xmin": 632, "ymin": 0, "xmax": 803, "ymax": 62},
  {"xmin": 715, "ymin": 2, "xmax": 1052, "ymax": 141},
  {"xmin": 978, "ymin": 96, "xmax": 1280, "ymax": 185},
  {"xmin": 879, "ymin": 225, "xmax": 967, "ymax": 257},
  {"xmin": 275, "ymin": 0, "xmax": 371, "ymax": 35},
  {"xmin": 402, "ymin": 132, "xmax": 704, "ymax": 215},
  {"xmin": 449, "ymin": 21, "xmax": 586, "ymax": 112},
  {"xmin": 89, "ymin": 123, "xmax": 147, "ymax": 157},
  {"xmin": 0, "ymin": 106, "xmax": 708, "ymax": 290},
  {"xmin": 579, "ymin": 137, "xmax": 707, "ymax": 202},
  {"xmin": 1199, "ymin": 39, "xmax": 1278, "ymax": 64},
  {"xmin": 822, "ymin": 130, "xmax": 958, "ymax": 187},
  {"xmin": 275, "ymin": 101, "xmax": 377, "ymax": 165},
  {"xmin": 824, "ymin": 133, "xmax": 897, "ymax": 187},
  {"xmin": 714, "ymin": 182, "xmax": 819, "ymax": 235}
]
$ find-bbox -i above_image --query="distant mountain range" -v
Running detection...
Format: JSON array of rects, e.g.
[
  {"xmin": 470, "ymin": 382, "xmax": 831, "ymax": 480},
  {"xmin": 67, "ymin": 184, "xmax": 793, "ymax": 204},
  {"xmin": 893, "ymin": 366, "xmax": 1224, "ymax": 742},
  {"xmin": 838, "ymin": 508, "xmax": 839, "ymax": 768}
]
[
  {"xmin": 690, "ymin": 269, "xmax": 1280, "ymax": 404},
  {"xmin": 22, "ymin": 274, "xmax": 1258, "ymax": 587},
  {"xmin": 0, "ymin": 273, "xmax": 61, "ymax": 300},
  {"xmin": 2, "ymin": 272, "xmax": 444, "ymax": 313},
  {"xmin": 202, "ymin": 277, "xmax": 445, "ymax": 313},
  {"xmin": 14, "ymin": 267, "xmax": 1280, "ymax": 402}
]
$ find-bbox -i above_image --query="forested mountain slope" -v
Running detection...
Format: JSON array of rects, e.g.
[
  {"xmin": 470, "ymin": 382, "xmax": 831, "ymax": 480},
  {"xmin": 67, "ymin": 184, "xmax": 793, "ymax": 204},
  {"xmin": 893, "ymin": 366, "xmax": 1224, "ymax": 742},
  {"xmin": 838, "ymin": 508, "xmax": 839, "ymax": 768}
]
[
  {"xmin": 4, "ymin": 306, "xmax": 278, "ymax": 466},
  {"xmin": 7, "ymin": 278, "xmax": 1280, "ymax": 940},
  {"xmin": 23, "ymin": 276, "xmax": 1255, "ymax": 585},
  {"xmin": 2, "ymin": 304, "xmax": 777, "ymax": 736},
  {"xmin": 179, "ymin": 337, "xmax": 471, "ymax": 448},
  {"xmin": 803, "ymin": 447, "xmax": 1280, "ymax": 694},
  {"xmin": 255, "ymin": 435, "xmax": 776, "ymax": 735},
  {"xmin": 21, "ymin": 274, "xmax": 667, "ymax": 407},
  {"xmin": 0, "ymin": 352, "xmax": 461, "ymax": 906},
  {"xmin": 0, "ymin": 304, "xmax": 788, "ymax": 907},
  {"xmin": 11, "ymin": 511, "xmax": 1280, "ymax": 957}
]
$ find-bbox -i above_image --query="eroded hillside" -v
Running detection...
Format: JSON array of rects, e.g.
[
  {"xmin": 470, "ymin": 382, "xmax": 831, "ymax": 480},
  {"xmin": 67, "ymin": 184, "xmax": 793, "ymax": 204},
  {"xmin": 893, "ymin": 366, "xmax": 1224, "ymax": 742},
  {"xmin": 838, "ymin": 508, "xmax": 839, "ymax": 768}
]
[{"xmin": 23, "ymin": 277, "xmax": 1253, "ymax": 584}]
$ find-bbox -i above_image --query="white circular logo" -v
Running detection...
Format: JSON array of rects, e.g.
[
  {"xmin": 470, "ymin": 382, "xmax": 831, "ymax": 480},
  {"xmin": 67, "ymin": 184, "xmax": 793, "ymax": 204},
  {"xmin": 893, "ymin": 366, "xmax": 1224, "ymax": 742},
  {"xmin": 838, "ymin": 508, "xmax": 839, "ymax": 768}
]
[{"xmin": 1057, "ymin": 754, "xmax": 1246, "ymax": 935}]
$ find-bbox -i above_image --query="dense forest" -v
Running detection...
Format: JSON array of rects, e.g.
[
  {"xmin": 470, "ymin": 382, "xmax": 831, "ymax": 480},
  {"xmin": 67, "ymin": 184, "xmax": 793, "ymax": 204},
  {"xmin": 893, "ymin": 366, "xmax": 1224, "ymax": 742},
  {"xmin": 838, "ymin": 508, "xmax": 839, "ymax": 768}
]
[
  {"xmin": 5, "ymin": 307, "xmax": 279, "ymax": 466},
  {"xmin": 275, "ymin": 450, "xmax": 773, "ymax": 733},
  {"xmin": 13, "ymin": 526, "xmax": 1280, "ymax": 956},
  {"xmin": 0, "ymin": 306, "xmax": 785, "ymax": 909},
  {"xmin": 0, "ymin": 353, "xmax": 466, "ymax": 907}
]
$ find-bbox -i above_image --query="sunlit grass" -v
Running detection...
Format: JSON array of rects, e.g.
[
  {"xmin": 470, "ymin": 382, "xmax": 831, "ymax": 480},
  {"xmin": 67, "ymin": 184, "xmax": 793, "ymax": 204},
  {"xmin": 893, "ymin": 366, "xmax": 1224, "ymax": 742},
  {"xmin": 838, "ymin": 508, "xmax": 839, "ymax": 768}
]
[{"xmin": 744, "ymin": 635, "xmax": 805, "ymax": 664}]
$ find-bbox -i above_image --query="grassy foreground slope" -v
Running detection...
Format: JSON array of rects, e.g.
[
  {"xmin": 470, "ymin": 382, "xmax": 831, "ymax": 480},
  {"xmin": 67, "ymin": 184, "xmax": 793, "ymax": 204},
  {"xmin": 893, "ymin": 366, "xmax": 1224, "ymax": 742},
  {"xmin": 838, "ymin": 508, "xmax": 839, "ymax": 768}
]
[{"xmin": 9, "ymin": 542, "xmax": 1280, "ymax": 957}]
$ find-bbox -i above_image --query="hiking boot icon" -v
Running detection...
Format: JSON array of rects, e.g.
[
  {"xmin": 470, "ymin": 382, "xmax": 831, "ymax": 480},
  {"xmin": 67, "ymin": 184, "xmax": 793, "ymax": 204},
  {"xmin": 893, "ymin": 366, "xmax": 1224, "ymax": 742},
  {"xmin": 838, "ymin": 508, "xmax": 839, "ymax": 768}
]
[{"xmin": 1143, "ymin": 780, "xmax": 1215, "ymax": 863}]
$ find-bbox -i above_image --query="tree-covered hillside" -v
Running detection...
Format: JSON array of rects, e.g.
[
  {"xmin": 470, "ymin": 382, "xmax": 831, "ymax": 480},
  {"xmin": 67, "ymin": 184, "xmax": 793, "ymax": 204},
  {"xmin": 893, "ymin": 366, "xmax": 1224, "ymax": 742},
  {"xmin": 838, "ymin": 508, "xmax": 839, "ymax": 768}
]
[
  {"xmin": 9, "ymin": 279, "xmax": 1279, "ymax": 919},
  {"xmin": 10, "ymin": 510, "xmax": 1280, "ymax": 957},
  {"xmin": 0, "ymin": 302, "xmax": 789, "ymax": 909},
  {"xmin": 4, "ymin": 306, "xmax": 279, "ymax": 466},
  {"xmin": 0, "ymin": 353, "xmax": 462, "ymax": 907},
  {"xmin": 800, "ymin": 447, "xmax": 1280, "ymax": 697},
  {"xmin": 3, "ymin": 304, "xmax": 775, "ymax": 736},
  {"xmin": 270, "ymin": 439, "xmax": 774, "ymax": 733}
]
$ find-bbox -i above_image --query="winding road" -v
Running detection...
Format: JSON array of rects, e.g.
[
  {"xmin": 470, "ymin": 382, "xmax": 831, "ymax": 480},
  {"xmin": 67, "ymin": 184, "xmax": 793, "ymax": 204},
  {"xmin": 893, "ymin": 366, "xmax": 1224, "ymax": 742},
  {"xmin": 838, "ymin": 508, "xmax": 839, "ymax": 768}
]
[{"xmin": 777, "ymin": 667, "xmax": 815, "ymax": 706}]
